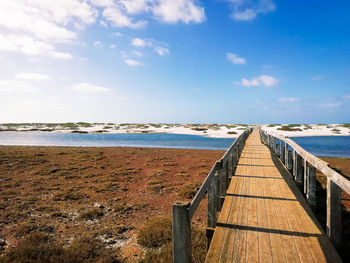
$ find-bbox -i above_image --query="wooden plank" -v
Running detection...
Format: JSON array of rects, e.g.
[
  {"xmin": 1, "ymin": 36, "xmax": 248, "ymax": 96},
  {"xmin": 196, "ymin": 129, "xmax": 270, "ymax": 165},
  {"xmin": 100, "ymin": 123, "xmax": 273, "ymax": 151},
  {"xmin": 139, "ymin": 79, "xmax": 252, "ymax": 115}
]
[
  {"xmin": 205, "ymin": 129, "xmax": 342, "ymax": 263},
  {"xmin": 256, "ymin": 155, "xmax": 273, "ymax": 263}
]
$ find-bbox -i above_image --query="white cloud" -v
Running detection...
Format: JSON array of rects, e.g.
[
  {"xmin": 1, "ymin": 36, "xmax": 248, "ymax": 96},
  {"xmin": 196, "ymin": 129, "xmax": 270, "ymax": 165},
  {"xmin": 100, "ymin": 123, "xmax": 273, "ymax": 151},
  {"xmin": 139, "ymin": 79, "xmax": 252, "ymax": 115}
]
[
  {"xmin": 94, "ymin": 40, "xmax": 103, "ymax": 47},
  {"xmin": 341, "ymin": 95, "xmax": 350, "ymax": 100},
  {"xmin": 0, "ymin": 34, "xmax": 72, "ymax": 59},
  {"xmin": 0, "ymin": 80, "xmax": 38, "ymax": 93},
  {"xmin": 277, "ymin": 97, "xmax": 299, "ymax": 103},
  {"xmin": 71, "ymin": 83, "xmax": 110, "ymax": 93},
  {"xmin": 102, "ymin": 6, "xmax": 147, "ymax": 28},
  {"xmin": 100, "ymin": 20, "xmax": 108, "ymax": 27},
  {"xmin": 235, "ymin": 75, "xmax": 280, "ymax": 87},
  {"xmin": 124, "ymin": 58, "xmax": 143, "ymax": 66},
  {"xmin": 113, "ymin": 32, "xmax": 123, "ymax": 37},
  {"xmin": 154, "ymin": 46, "xmax": 169, "ymax": 56},
  {"xmin": 152, "ymin": 0, "xmax": 206, "ymax": 24},
  {"xmin": 15, "ymin": 72, "xmax": 51, "ymax": 81},
  {"xmin": 131, "ymin": 38, "xmax": 152, "ymax": 47},
  {"xmin": 0, "ymin": 0, "xmax": 97, "ymax": 43},
  {"xmin": 227, "ymin": 52, "xmax": 246, "ymax": 64},
  {"xmin": 110, "ymin": 44, "xmax": 117, "ymax": 49},
  {"xmin": 319, "ymin": 102, "xmax": 341, "ymax": 108},
  {"xmin": 132, "ymin": 50, "xmax": 143, "ymax": 57},
  {"xmin": 120, "ymin": 0, "xmax": 153, "ymax": 14},
  {"xmin": 227, "ymin": 0, "xmax": 276, "ymax": 21}
]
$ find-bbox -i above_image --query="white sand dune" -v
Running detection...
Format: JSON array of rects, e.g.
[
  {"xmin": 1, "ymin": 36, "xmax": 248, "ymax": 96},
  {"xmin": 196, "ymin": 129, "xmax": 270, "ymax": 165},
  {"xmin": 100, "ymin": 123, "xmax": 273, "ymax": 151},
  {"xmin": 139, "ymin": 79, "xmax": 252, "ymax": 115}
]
[{"xmin": 0, "ymin": 123, "xmax": 349, "ymax": 138}]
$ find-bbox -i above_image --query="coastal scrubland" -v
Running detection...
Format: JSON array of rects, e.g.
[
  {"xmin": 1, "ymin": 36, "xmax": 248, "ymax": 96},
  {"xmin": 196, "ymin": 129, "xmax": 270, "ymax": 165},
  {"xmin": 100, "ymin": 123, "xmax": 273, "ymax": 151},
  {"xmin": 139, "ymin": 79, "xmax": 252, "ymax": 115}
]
[{"xmin": 0, "ymin": 146, "xmax": 349, "ymax": 262}]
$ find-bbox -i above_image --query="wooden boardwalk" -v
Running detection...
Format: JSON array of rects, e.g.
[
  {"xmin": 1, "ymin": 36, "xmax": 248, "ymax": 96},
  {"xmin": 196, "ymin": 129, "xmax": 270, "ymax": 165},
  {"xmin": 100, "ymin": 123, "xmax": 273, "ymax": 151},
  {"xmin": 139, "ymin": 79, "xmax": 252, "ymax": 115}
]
[{"xmin": 205, "ymin": 129, "xmax": 342, "ymax": 263}]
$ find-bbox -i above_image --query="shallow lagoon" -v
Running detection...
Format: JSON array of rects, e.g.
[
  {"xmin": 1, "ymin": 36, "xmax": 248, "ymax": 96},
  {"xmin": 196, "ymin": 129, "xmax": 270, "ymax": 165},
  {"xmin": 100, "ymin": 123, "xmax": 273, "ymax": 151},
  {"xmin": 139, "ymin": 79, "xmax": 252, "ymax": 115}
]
[{"xmin": 0, "ymin": 132, "xmax": 349, "ymax": 157}]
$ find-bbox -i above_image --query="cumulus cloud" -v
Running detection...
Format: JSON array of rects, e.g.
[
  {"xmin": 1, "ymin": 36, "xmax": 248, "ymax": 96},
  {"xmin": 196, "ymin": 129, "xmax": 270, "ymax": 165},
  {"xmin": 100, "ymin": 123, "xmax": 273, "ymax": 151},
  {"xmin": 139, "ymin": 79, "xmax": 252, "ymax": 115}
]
[
  {"xmin": 15, "ymin": 72, "xmax": 51, "ymax": 81},
  {"xmin": 227, "ymin": 52, "xmax": 246, "ymax": 64},
  {"xmin": 131, "ymin": 37, "xmax": 169, "ymax": 56},
  {"xmin": 226, "ymin": 0, "xmax": 276, "ymax": 21},
  {"xmin": 91, "ymin": 0, "xmax": 206, "ymax": 28},
  {"xmin": 131, "ymin": 38, "xmax": 152, "ymax": 47},
  {"xmin": 124, "ymin": 58, "xmax": 143, "ymax": 66},
  {"xmin": 0, "ymin": 34, "xmax": 72, "ymax": 59},
  {"xmin": 152, "ymin": 0, "xmax": 206, "ymax": 24},
  {"xmin": 154, "ymin": 46, "xmax": 169, "ymax": 56},
  {"xmin": 0, "ymin": 0, "xmax": 97, "ymax": 43},
  {"xmin": 71, "ymin": 83, "xmax": 110, "ymax": 93},
  {"xmin": 235, "ymin": 75, "xmax": 280, "ymax": 87},
  {"xmin": 277, "ymin": 97, "xmax": 299, "ymax": 103},
  {"xmin": 132, "ymin": 50, "xmax": 143, "ymax": 57},
  {"xmin": 102, "ymin": 6, "xmax": 147, "ymax": 28}
]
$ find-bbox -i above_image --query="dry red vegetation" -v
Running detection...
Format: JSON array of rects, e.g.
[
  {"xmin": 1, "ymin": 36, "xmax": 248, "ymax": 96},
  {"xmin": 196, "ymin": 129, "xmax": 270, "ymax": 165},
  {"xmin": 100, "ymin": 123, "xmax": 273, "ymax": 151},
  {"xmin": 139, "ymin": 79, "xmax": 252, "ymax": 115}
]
[
  {"xmin": 0, "ymin": 146, "xmax": 349, "ymax": 262},
  {"xmin": 0, "ymin": 146, "xmax": 223, "ymax": 261}
]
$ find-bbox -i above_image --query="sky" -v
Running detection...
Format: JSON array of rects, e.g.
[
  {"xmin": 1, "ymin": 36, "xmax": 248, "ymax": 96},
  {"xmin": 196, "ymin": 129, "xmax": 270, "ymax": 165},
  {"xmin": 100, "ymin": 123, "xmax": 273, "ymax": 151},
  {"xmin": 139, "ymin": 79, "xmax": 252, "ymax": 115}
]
[{"xmin": 0, "ymin": 0, "xmax": 349, "ymax": 124}]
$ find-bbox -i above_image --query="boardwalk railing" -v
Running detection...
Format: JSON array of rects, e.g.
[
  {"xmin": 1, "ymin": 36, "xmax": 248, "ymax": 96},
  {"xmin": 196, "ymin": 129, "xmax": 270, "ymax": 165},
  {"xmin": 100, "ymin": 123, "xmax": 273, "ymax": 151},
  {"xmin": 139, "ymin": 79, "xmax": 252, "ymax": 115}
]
[
  {"xmin": 172, "ymin": 128, "xmax": 252, "ymax": 263},
  {"xmin": 260, "ymin": 128, "xmax": 350, "ymax": 250}
]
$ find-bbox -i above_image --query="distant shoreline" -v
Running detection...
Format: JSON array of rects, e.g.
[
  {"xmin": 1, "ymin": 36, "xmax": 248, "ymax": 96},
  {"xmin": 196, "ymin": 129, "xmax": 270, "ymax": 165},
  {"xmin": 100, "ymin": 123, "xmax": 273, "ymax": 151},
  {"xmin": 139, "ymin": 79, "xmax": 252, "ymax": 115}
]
[{"xmin": 0, "ymin": 123, "xmax": 349, "ymax": 138}]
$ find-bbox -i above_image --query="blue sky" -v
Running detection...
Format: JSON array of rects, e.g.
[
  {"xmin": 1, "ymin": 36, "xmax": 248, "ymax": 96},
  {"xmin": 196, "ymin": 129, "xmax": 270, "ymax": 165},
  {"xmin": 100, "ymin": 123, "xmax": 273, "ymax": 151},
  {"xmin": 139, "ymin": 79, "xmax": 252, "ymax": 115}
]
[{"xmin": 0, "ymin": 0, "xmax": 349, "ymax": 124}]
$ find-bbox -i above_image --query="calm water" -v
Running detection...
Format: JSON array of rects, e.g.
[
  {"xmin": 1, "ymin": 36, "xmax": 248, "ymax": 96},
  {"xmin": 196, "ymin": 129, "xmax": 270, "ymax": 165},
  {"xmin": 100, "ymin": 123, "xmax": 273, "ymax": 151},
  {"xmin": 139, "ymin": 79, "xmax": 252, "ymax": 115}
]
[
  {"xmin": 290, "ymin": 136, "xmax": 350, "ymax": 158},
  {"xmin": 0, "ymin": 132, "xmax": 349, "ymax": 156},
  {"xmin": 0, "ymin": 132, "xmax": 234, "ymax": 150}
]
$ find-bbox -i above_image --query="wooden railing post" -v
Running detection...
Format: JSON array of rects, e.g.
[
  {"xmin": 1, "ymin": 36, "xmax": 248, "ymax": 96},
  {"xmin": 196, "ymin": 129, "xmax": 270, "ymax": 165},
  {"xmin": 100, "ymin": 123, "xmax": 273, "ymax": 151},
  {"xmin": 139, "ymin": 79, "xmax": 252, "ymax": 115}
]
[
  {"xmin": 207, "ymin": 173, "xmax": 219, "ymax": 249},
  {"xmin": 219, "ymin": 161, "xmax": 226, "ymax": 208},
  {"xmin": 281, "ymin": 142, "xmax": 285, "ymax": 163},
  {"xmin": 228, "ymin": 154, "xmax": 233, "ymax": 183},
  {"xmin": 279, "ymin": 140, "xmax": 282, "ymax": 159},
  {"xmin": 293, "ymin": 152, "xmax": 303, "ymax": 185},
  {"xmin": 284, "ymin": 143, "xmax": 288, "ymax": 167},
  {"xmin": 327, "ymin": 178, "xmax": 342, "ymax": 250},
  {"xmin": 287, "ymin": 150, "xmax": 293, "ymax": 172},
  {"xmin": 306, "ymin": 164, "xmax": 317, "ymax": 211},
  {"xmin": 173, "ymin": 201, "xmax": 191, "ymax": 263}
]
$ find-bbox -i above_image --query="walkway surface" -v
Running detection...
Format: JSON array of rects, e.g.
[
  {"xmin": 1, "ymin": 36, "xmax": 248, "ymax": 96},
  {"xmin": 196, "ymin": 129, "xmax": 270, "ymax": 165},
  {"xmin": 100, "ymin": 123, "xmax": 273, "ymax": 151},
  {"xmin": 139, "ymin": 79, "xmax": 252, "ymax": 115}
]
[{"xmin": 205, "ymin": 129, "xmax": 341, "ymax": 263}]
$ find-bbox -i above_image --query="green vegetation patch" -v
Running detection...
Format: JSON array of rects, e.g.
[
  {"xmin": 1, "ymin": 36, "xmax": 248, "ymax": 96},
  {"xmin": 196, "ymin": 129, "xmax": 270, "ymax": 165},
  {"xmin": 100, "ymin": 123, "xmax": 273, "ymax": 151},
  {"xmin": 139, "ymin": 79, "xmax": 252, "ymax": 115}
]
[{"xmin": 277, "ymin": 126, "xmax": 302, "ymax": 132}]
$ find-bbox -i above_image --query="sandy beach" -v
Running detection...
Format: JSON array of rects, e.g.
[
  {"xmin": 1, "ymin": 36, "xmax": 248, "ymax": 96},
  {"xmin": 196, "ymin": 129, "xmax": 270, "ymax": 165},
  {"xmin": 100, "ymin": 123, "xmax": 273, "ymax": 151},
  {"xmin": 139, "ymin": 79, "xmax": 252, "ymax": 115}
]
[{"xmin": 1, "ymin": 123, "xmax": 349, "ymax": 139}]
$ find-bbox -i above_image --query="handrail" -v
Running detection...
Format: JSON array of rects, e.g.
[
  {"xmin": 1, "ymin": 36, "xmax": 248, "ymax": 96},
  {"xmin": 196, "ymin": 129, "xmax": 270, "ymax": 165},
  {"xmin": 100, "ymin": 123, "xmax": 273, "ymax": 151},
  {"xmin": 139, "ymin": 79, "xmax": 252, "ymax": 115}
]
[
  {"xmin": 189, "ymin": 130, "xmax": 250, "ymax": 218},
  {"xmin": 260, "ymin": 127, "xmax": 349, "ymax": 250},
  {"xmin": 172, "ymin": 127, "xmax": 253, "ymax": 263},
  {"xmin": 261, "ymin": 129, "xmax": 350, "ymax": 195}
]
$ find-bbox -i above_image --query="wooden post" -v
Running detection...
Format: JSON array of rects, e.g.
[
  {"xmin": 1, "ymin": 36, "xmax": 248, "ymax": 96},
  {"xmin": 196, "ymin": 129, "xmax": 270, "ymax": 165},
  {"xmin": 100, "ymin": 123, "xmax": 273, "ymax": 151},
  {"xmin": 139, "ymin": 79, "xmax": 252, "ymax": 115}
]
[
  {"xmin": 227, "ymin": 154, "xmax": 233, "ymax": 183},
  {"xmin": 279, "ymin": 140, "xmax": 282, "ymax": 159},
  {"xmin": 327, "ymin": 178, "xmax": 342, "ymax": 250},
  {"xmin": 284, "ymin": 143, "xmax": 288, "ymax": 167},
  {"xmin": 306, "ymin": 165, "xmax": 317, "ymax": 211},
  {"xmin": 288, "ymin": 150, "xmax": 293, "ymax": 172},
  {"xmin": 281, "ymin": 142, "xmax": 285, "ymax": 163},
  {"xmin": 294, "ymin": 153, "xmax": 303, "ymax": 185},
  {"xmin": 275, "ymin": 143, "xmax": 279, "ymax": 157},
  {"xmin": 207, "ymin": 173, "xmax": 218, "ymax": 249},
  {"xmin": 232, "ymin": 147, "xmax": 238, "ymax": 175},
  {"xmin": 304, "ymin": 160, "xmax": 308, "ymax": 194},
  {"xmin": 173, "ymin": 201, "xmax": 191, "ymax": 263},
  {"xmin": 219, "ymin": 161, "xmax": 226, "ymax": 208}
]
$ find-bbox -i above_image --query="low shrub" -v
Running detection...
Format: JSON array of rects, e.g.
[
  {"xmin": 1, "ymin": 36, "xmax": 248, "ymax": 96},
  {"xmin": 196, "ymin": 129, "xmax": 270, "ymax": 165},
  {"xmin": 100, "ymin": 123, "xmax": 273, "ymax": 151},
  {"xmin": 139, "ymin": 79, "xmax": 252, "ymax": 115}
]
[
  {"xmin": 77, "ymin": 208, "xmax": 104, "ymax": 220},
  {"xmin": 137, "ymin": 216, "xmax": 172, "ymax": 249},
  {"xmin": 0, "ymin": 232, "xmax": 123, "ymax": 263},
  {"xmin": 137, "ymin": 216, "xmax": 206, "ymax": 263},
  {"xmin": 178, "ymin": 182, "xmax": 201, "ymax": 199}
]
